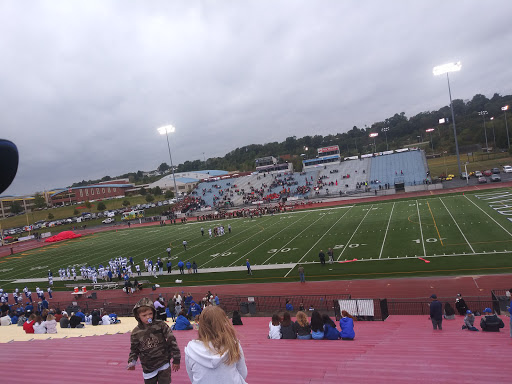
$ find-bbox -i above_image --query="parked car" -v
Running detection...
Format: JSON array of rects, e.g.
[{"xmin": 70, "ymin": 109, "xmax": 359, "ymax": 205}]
[
  {"xmin": 460, "ymin": 172, "xmax": 470, "ymax": 180},
  {"xmin": 102, "ymin": 217, "xmax": 115, "ymax": 224},
  {"xmin": 474, "ymin": 170, "xmax": 483, "ymax": 178},
  {"xmin": 482, "ymin": 170, "xmax": 492, "ymax": 176},
  {"xmin": 491, "ymin": 167, "xmax": 500, "ymax": 174},
  {"xmin": 478, "ymin": 176, "xmax": 487, "ymax": 183},
  {"xmin": 503, "ymin": 165, "xmax": 512, "ymax": 173},
  {"xmin": 491, "ymin": 174, "xmax": 501, "ymax": 182}
]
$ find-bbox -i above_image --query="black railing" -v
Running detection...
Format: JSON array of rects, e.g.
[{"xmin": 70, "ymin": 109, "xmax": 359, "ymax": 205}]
[
  {"xmin": 385, "ymin": 299, "xmax": 495, "ymax": 316},
  {"xmin": 219, "ymin": 294, "xmax": 352, "ymax": 317}
]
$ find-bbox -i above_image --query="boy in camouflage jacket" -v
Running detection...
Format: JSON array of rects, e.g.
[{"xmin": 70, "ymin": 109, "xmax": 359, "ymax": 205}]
[{"xmin": 127, "ymin": 297, "xmax": 181, "ymax": 383}]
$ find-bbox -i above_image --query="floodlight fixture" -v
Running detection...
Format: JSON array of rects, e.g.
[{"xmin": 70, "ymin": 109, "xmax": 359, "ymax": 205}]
[
  {"xmin": 369, "ymin": 133, "xmax": 379, "ymax": 138},
  {"xmin": 158, "ymin": 125, "xmax": 176, "ymax": 135},
  {"xmin": 381, "ymin": 127, "xmax": 389, "ymax": 151},
  {"xmin": 426, "ymin": 128, "xmax": 435, "ymax": 133},
  {"xmin": 433, "ymin": 61, "xmax": 462, "ymax": 76},
  {"xmin": 502, "ymin": 105, "xmax": 509, "ymax": 111}
]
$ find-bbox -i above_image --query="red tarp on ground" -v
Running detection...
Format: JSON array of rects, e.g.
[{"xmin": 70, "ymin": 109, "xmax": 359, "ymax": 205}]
[{"xmin": 44, "ymin": 231, "xmax": 82, "ymax": 243}]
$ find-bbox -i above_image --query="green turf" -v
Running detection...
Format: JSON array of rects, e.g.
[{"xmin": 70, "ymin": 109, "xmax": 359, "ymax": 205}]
[{"xmin": 2, "ymin": 187, "xmax": 512, "ymax": 290}]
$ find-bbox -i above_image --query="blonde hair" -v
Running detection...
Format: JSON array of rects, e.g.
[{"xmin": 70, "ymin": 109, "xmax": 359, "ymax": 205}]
[
  {"xmin": 197, "ymin": 306, "xmax": 241, "ymax": 365},
  {"xmin": 296, "ymin": 311, "xmax": 309, "ymax": 327},
  {"xmin": 46, "ymin": 314, "xmax": 55, "ymax": 321}
]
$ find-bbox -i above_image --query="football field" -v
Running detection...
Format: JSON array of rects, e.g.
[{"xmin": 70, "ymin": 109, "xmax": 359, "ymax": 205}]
[{"xmin": 2, "ymin": 188, "xmax": 512, "ymax": 288}]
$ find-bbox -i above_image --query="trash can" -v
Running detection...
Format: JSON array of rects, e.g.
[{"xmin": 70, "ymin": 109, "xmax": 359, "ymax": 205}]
[
  {"xmin": 240, "ymin": 302, "xmax": 249, "ymax": 314},
  {"xmin": 248, "ymin": 302, "xmax": 257, "ymax": 315}
]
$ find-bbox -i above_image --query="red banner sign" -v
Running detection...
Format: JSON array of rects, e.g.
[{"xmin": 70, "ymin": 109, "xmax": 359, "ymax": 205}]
[{"xmin": 318, "ymin": 145, "xmax": 339, "ymax": 153}]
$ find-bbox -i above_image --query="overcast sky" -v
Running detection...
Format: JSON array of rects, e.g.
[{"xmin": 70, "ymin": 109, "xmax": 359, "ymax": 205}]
[{"xmin": 2, "ymin": 0, "xmax": 512, "ymax": 196}]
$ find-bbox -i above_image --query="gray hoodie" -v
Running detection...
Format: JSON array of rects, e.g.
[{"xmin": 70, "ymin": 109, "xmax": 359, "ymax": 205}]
[{"xmin": 185, "ymin": 340, "xmax": 248, "ymax": 384}]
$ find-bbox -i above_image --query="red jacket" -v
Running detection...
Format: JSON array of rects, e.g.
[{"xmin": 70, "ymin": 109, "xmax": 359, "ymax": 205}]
[{"xmin": 23, "ymin": 320, "xmax": 35, "ymax": 333}]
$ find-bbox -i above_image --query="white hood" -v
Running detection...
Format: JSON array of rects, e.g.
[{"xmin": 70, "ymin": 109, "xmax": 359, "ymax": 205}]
[
  {"xmin": 185, "ymin": 340, "xmax": 248, "ymax": 384},
  {"xmin": 185, "ymin": 340, "xmax": 227, "ymax": 369}
]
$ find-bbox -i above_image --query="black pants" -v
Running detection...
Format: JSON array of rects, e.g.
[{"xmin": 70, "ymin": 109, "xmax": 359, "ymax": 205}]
[
  {"xmin": 144, "ymin": 366, "xmax": 171, "ymax": 384},
  {"xmin": 167, "ymin": 267, "xmax": 172, "ymax": 273}
]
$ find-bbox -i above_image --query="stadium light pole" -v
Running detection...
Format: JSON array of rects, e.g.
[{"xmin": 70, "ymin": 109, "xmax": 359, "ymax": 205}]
[
  {"xmin": 157, "ymin": 125, "xmax": 178, "ymax": 198},
  {"xmin": 433, "ymin": 61, "xmax": 462, "ymax": 174},
  {"xmin": 478, "ymin": 110, "xmax": 489, "ymax": 154},
  {"xmin": 490, "ymin": 117, "xmax": 496, "ymax": 152},
  {"xmin": 381, "ymin": 127, "xmax": 389, "ymax": 151},
  {"xmin": 426, "ymin": 128, "xmax": 435, "ymax": 152},
  {"xmin": 503, "ymin": 105, "xmax": 510, "ymax": 150}
]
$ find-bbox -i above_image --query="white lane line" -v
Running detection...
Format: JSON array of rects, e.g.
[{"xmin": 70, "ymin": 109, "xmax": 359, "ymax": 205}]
[
  {"xmin": 284, "ymin": 206, "xmax": 353, "ymax": 277},
  {"xmin": 379, "ymin": 202, "xmax": 395, "ymax": 259},
  {"xmin": 416, "ymin": 200, "xmax": 426, "ymax": 257},
  {"xmin": 464, "ymin": 194, "xmax": 512, "ymax": 237},
  {"xmin": 336, "ymin": 205, "xmax": 373, "ymax": 261},
  {"xmin": 439, "ymin": 197, "xmax": 475, "ymax": 253}
]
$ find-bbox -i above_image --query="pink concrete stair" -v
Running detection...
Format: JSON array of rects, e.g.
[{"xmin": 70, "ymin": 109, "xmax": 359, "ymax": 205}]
[{"xmin": 0, "ymin": 316, "xmax": 510, "ymax": 383}]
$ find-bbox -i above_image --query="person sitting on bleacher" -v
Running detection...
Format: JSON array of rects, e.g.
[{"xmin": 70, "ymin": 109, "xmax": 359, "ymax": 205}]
[
  {"xmin": 174, "ymin": 309, "xmax": 193, "ymax": 330},
  {"xmin": 231, "ymin": 311, "xmax": 243, "ymax": 326},
  {"xmin": 188, "ymin": 301, "xmax": 202, "ymax": 320},
  {"xmin": 480, "ymin": 308, "xmax": 504, "ymax": 332},
  {"xmin": 268, "ymin": 314, "xmax": 281, "ymax": 339},
  {"xmin": 340, "ymin": 310, "xmax": 355, "ymax": 340},
  {"xmin": 69, "ymin": 312, "xmax": 84, "ymax": 328},
  {"xmin": 294, "ymin": 311, "xmax": 311, "ymax": 340},
  {"xmin": 91, "ymin": 309, "xmax": 101, "ymax": 326},
  {"xmin": 322, "ymin": 314, "xmax": 340, "ymax": 340},
  {"xmin": 310, "ymin": 311, "xmax": 324, "ymax": 340},
  {"xmin": 101, "ymin": 312, "xmax": 111, "ymax": 325},
  {"xmin": 109, "ymin": 313, "xmax": 121, "ymax": 324},
  {"xmin": 23, "ymin": 313, "xmax": 36, "ymax": 333},
  {"xmin": 43, "ymin": 314, "xmax": 58, "ymax": 334},
  {"xmin": 280, "ymin": 312, "xmax": 295, "ymax": 339},
  {"xmin": 33, "ymin": 315, "xmax": 46, "ymax": 334},
  {"xmin": 0, "ymin": 310, "xmax": 12, "ymax": 326},
  {"xmin": 462, "ymin": 310, "xmax": 478, "ymax": 331},
  {"xmin": 444, "ymin": 303, "xmax": 456, "ymax": 320},
  {"xmin": 60, "ymin": 312, "xmax": 70, "ymax": 328}
]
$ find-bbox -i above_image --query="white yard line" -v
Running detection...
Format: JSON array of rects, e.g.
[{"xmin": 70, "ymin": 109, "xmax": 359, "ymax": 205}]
[
  {"xmin": 464, "ymin": 194, "xmax": 512, "ymax": 237},
  {"xmin": 284, "ymin": 206, "xmax": 353, "ymax": 277},
  {"xmin": 227, "ymin": 211, "xmax": 315, "ymax": 267},
  {"xmin": 197, "ymin": 217, "xmax": 283, "ymax": 268},
  {"xmin": 379, "ymin": 202, "xmax": 395, "ymax": 259},
  {"xmin": 262, "ymin": 211, "xmax": 332, "ymax": 265},
  {"xmin": 336, "ymin": 205, "xmax": 373, "ymax": 261},
  {"xmin": 439, "ymin": 197, "xmax": 475, "ymax": 253},
  {"xmin": 416, "ymin": 200, "xmax": 426, "ymax": 257}
]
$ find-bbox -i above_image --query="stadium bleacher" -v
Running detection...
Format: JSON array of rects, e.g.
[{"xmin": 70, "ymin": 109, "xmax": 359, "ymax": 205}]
[
  {"xmin": 369, "ymin": 150, "xmax": 429, "ymax": 188},
  {"xmin": 191, "ymin": 150, "xmax": 429, "ymax": 209},
  {"xmin": 1, "ymin": 315, "xmax": 508, "ymax": 383}
]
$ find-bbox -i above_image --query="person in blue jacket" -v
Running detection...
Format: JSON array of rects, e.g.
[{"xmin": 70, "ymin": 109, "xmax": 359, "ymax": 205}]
[
  {"xmin": 339, "ymin": 310, "xmax": 355, "ymax": 340},
  {"xmin": 178, "ymin": 260, "xmax": 185, "ymax": 274},
  {"xmin": 186, "ymin": 261, "xmax": 192, "ymax": 274},
  {"xmin": 188, "ymin": 300, "xmax": 202, "ymax": 319},
  {"xmin": 322, "ymin": 314, "xmax": 340, "ymax": 340},
  {"xmin": 174, "ymin": 309, "xmax": 193, "ymax": 330},
  {"xmin": 285, "ymin": 299, "xmax": 293, "ymax": 311}
]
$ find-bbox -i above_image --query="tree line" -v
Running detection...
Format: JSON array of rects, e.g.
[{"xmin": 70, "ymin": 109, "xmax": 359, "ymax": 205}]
[{"xmin": 70, "ymin": 92, "xmax": 512, "ymax": 186}]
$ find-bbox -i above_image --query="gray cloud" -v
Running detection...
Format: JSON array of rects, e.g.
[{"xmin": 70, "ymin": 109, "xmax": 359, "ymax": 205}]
[{"xmin": 1, "ymin": 0, "xmax": 512, "ymax": 195}]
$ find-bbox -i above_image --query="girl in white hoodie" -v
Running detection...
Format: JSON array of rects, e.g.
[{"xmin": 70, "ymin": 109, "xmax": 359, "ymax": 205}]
[{"xmin": 185, "ymin": 306, "xmax": 248, "ymax": 384}]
